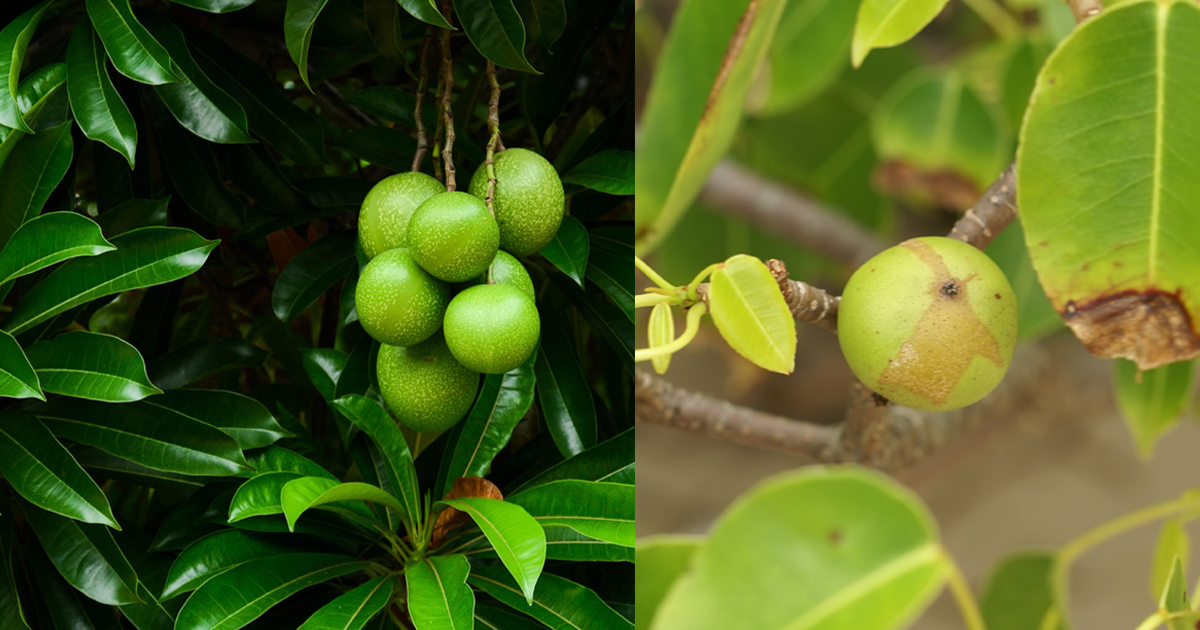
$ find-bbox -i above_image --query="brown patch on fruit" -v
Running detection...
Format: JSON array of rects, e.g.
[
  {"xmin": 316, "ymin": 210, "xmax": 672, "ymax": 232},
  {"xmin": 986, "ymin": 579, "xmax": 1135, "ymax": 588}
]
[
  {"xmin": 876, "ymin": 240, "xmax": 1004, "ymax": 406},
  {"xmin": 1062, "ymin": 290, "xmax": 1200, "ymax": 370}
]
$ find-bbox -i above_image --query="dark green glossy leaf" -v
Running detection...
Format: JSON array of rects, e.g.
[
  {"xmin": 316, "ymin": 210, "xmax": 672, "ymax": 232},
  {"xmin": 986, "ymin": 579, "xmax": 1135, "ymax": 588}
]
[
  {"xmin": 301, "ymin": 348, "xmax": 346, "ymax": 402},
  {"xmin": 14, "ymin": 63, "xmax": 69, "ymax": 134},
  {"xmin": 25, "ymin": 331, "xmax": 162, "ymax": 402},
  {"xmin": 465, "ymin": 524, "xmax": 633, "ymax": 563},
  {"xmin": 145, "ymin": 17, "xmax": 253, "ymax": 144},
  {"xmin": 229, "ymin": 471, "xmax": 303, "ymax": 522},
  {"xmin": 95, "ymin": 197, "xmax": 170, "ymax": 237},
  {"xmin": 344, "ymin": 87, "xmax": 435, "ymax": 129},
  {"xmin": 73, "ymin": 445, "xmax": 214, "ymax": 490},
  {"xmin": 512, "ymin": 428, "xmax": 633, "ymax": 493},
  {"xmin": 174, "ymin": 553, "xmax": 370, "ymax": 630},
  {"xmin": 364, "ymin": 0, "xmax": 402, "ymax": 61},
  {"xmin": 299, "ymin": 575, "xmax": 394, "ymax": 630},
  {"xmin": 168, "ymin": 0, "xmax": 257, "ymax": 14},
  {"xmin": 0, "ymin": 495, "xmax": 29, "ymax": 629},
  {"xmin": 509, "ymin": 480, "xmax": 633, "ymax": 547},
  {"xmin": 0, "ymin": 411, "xmax": 116, "ymax": 527},
  {"xmin": 29, "ymin": 546, "xmax": 125, "ymax": 630},
  {"xmin": 274, "ymin": 231, "xmax": 357, "ymax": 323},
  {"xmin": 332, "ymin": 126, "xmax": 417, "ymax": 172},
  {"xmin": 148, "ymin": 389, "xmax": 291, "ymax": 450},
  {"xmin": 452, "ymin": 0, "xmax": 537, "ymax": 73},
  {"xmin": 440, "ymin": 498, "xmax": 545, "ymax": 604},
  {"xmin": 86, "ymin": 0, "xmax": 177, "ymax": 85},
  {"xmin": 0, "ymin": 212, "xmax": 115, "ymax": 285},
  {"xmin": 2, "ymin": 227, "xmax": 219, "ymax": 335},
  {"xmin": 35, "ymin": 397, "xmax": 252, "ymax": 476},
  {"xmin": 441, "ymin": 350, "xmax": 536, "ymax": 496},
  {"xmin": 407, "ymin": 557, "xmax": 473, "ymax": 630},
  {"xmin": 246, "ymin": 445, "xmax": 337, "ymax": 478},
  {"xmin": 217, "ymin": 144, "xmax": 312, "ymax": 215},
  {"xmin": 334, "ymin": 330, "xmax": 374, "ymax": 400},
  {"xmin": 285, "ymin": 0, "xmax": 334, "ymax": 89},
  {"xmin": 470, "ymin": 566, "xmax": 630, "ymax": 629},
  {"xmin": 585, "ymin": 245, "xmax": 632, "ymax": 324},
  {"xmin": 0, "ymin": 330, "xmax": 42, "ymax": 400},
  {"xmin": 161, "ymin": 529, "xmax": 312, "ymax": 601},
  {"xmin": 539, "ymin": 216, "xmax": 589, "ymax": 287},
  {"xmin": 281, "ymin": 477, "xmax": 398, "ymax": 531},
  {"xmin": 562, "ymin": 150, "xmax": 632, "ymax": 196},
  {"xmin": 67, "ymin": 18, "xmax": 138, "ymax": 167},
  {"xmin": 513, "ymin": 0, "xmax": 565, "ymax": 47},
  {"xmin": 398, "ymin": 0, "xmax": 452, "ymax": 28},
  {"xmin": 547, "ymin": 272, "xmax": 632, "ymax": 368},
  {"xmin": 474, "ymin": 604, "xmax": 544, "ymax": 630},
  {"xmin": 148, "ymin": 484, "xmax": 231, "ymax": 551},
  {"xmin": 534, "ymin": 317, "xmax": 596, "ymax": 457},
  {"xmin": 22, "ymin": 502, "xmax": 140, "ymax": 605},
  {"xmin": 332, "ymin": 395, "xmax": 422, "ymax": 532},
  {"xmin": 0, "ymin": 2, "xmax": 48, "ymax": 133},
  {"xmin": 0, "ymin": 121, "xmax": 73, "ymax": 251},
  {"xmin": 147, "ymin": 337, "xmax": 269, "ymax": 390}
]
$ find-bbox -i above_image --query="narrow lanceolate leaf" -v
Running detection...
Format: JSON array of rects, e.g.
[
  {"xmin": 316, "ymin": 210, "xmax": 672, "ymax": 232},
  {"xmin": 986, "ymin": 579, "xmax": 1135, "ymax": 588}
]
[
  {"xmin": 174, "ymin": 553, "xmax": 369, "ymax": 630},
  {"xmin": 332, "ymin": 395, "xmax": 422, "ymax": 532},
  {"xmin": 707, "ymin": 254, "xmax": 796, "ymax": 374},
  {"xmin": 0, "ymin": 331, "xmax": 42, "ymax": 400},
  {"xmin": 25, "ymin": 332, "xmax": 162, "ymax": 402},
  {"xmin": 398, "ymin": 0, "xmax": 453, "ymax": 28},
  {"xmin": 0, "ymin": 495, "xmax": 30, "ymax": 629},
  {"xmin": 0, "ymin": 212, "xmax": 115, "ymax": 286},
  {"xmin": 22, "ymin": 502, "xmax": 140, "ymax": 606},
  {"xmin": 1152, "ymin": 519, "xmax": 1191, "ymax": 605},
  {"xmin": 452, "ymin": 0, "xmax": 538, "ymax": 73},
  {"xmin": 0, "ymin": 121, "xmax": 74, "ymax": 251},
  {"xmin": 407, "ymin": 557, "xmax": 473, "ymax": 630},
  {"xmin": 3, "ymin": 227, "xmax": 219, "ymax": 335},
  {"xmin": 74, "ymin": 446, "xmax": 215, "ymax": 491},
  {"xmin": 548, "ymin": 270, "xmax": 632, "ymax": 369},
  {"xmin": 146, "ymin": 93, "xmax": 245, "ymax": 227},
  {"xmin": 534, "ymin": 317, "xmax": 597, "ymax": 457},
  {"xmin": 35, "ymin": 398, "xmax": 252, "ymax": 476},
  {"xmin": 1160, "ymin": 557, "xmax": 1196, "ymax": 630},
  {"xmin": 147, "ymin": 337, "xmax": 268, "ymax": 391},
  {"xmin": 147, "ymin": 389, "xmax": 292, "ymax": 450},
  {"xmin": 228, "ymin": 471, "xmax": 303, "ymax": 522},
  {"xmin": 851, "ymin": 0, "xmax": 949, "ymax": 67},
  {"xmin": 86, "ymin": 0, "xmax": 177, "ymax": 84},
  {"xmin": 281, "ymin": 477, "xmax": 398, "ymax": 531},
  {"xmin": 539, "ymin": 216, "xmax": 589, "ymax": 287},
  {"xmin": 67, "ymin": 18, "xmax": 138, "ymax": 167},
  {"xmin": 1019, "ymin": 1, "xmax": 1200, "ymax": 371},
  {"xmin": 509, "ymin": 480, "xmax": 634, "ymax": 547},
  {"xmin": 512, "ymin": 428, "xmax": 634, "ymax": 494},
  {"xmin": 513, "ymin": 0, "xmax": 566, "ymax": 47},
  {"xmin": 439, "ymin": 498, "xmax": 546, "ymax": 604},
  {"xmin": 586, "ymin": 242, "xmax": 633, "ymax": 324},
  {"xmin": 1114, "ymin": 359, "xmax": 1193, "ymax": 459},
  {"xmin": 10, "ymin": 63, "xmax": 69, "ymax": 137},
  {"xmin": 144, "ymin": 17, "xmax": 253, "ymax": 143},
  {"xmin": 0, "ymin": 2, "xmax": 49, "ymax": 132},
  {"xmin": 273, "ymin": 231, "xmax": 357, "ymax": 323},
  {"xmin": 161, "ymin": 529, "xmax": 311, "ymax": 601},
  {"xmin": 167, "ymin": 0, "xmax": 257, "ymax": 14},
  {"xmin": 301, "ymin": 348, "xmax": 346, "ymax": 402},
  {"xmin": 648, "ymin": 303, "xmax": 674, "ymax": 374},
  {"xmin": 285, "ymin": 0, "xmax": 334, "ymax": 89},
  {"xmin": 470, "ymin": 567, "xmax": 632, "ymax": 630},
  {"xmin": 475, "ymin": 604, "xmax": 547, "ymax": 630},
  {"xmin": 29, "ymin": 547, "xmax": 125, "ymax": 630},
  {"xmin": 300, "ymin": 575, "xmax": 395, "ymax": 630},
  {"xmin": 95, "ymin": 197, "xmax": 170, "ymax": 237},
  {"xmin": 0, "ymin": 411, "xmax": 117, "ymax": 527},
  {"xmin": 562, "ymin": 150, "xmax": 633, "ymax": 195}
]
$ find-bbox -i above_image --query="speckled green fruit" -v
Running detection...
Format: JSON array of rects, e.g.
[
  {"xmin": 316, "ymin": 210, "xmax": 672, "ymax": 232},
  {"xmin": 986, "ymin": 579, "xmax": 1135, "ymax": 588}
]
[
  {"xmin": 838, "ymin": 236, "xmax": 1018, "ymax": 412},
  {"xmin": 377, "ymin": 332, "xmax": 478, "ymax": 433},
  {"xmin": 355, "ymin": 248, "xmax": 450, "ymax": 346},
  {"xmin": 444, "ymin": 284, "xmax": 540, "ymax": 374},
  {"xmin": 468, "ymin": 148, "xmax": 564, "ymax": 256},
  {"xmin": 408, "ymin": 191, "xmax": 499, "ymax": 282},
  {"xmin": 463, "ymin": 250, "xmax": 536, "ymax": 301},
  {"xmin": 358, "ymin": 172, "xmax": 445, "ymax": 259}
]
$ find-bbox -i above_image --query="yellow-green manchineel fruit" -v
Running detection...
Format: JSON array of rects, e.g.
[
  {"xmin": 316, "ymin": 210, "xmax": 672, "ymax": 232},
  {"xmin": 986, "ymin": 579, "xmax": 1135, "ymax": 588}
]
[
  {"xmin": 356, "ymin": 248, "xmax": 450, "ymax": 346},
  {"xmin": 464, "ymin": 250, "xmax": 536, "ymax": 301},
  {"xmin": 377, "ymin": 332, "xmax": 478, "ymax": 433},
  {"xmin": 838, "ymin": 236, "xmax": 1018, "ymax": 412},
  {"xmin": 357, "ymin": 171, "xmax": 445, "ymax": 259},
  {"xmin": 468, "ymin": 148, "xmax": 564, "ymax": 256},
  {"xmin": 443, "ymin": 284, "xmax": 540, "ymax": 374},
  {"xmin": 408, "ymin": 191, "xmax": 500, "ymax": 282}
]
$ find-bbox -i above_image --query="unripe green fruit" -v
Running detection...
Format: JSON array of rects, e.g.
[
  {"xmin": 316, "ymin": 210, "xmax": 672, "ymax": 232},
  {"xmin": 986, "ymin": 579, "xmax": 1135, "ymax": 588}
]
[
  {"xmin": 408, "ymin": 191, "xmax": 499, "ymax": 282},
  {"xmin": 468, "ymin": 148, "xmax": 564, "ymax": 256},
  {"xmin": 463, "ymin": 250, "xmax": 536, "ymax": 301},
  {"xmin": 443, "ymin": 284, "xmax": 540, "ymax": 374},
  {"xmin": 357, "ymin": 171, "xmax": 445, "ymax": 259},
  {"xmin": 377, "ymin": 332, "xmax": 478, "ymax": 433},
  {"xmin": 355, "ymin": 248, "xmax": 449, "ymax": 346},
  {"xmin": 838, "ymin": 236, "xmax": 1018, "ymax": 412}
]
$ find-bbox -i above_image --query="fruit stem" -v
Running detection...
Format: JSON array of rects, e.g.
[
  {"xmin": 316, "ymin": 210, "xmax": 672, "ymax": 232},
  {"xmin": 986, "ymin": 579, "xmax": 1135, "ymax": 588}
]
[
  {"xmin": 686, "ymin": 263, "xmax": 720, "ymax": 302},
  {"xmin": 438, "ymin": 0, "xmax": 456, "ymax": 191},
  {"xmin": 411, "ymin": 27, "xmax": 434, "ymax": 172},
  {"xmin": 483, "ymin": 60, "xmax": 502, "ymax": 216},
  {"xmin": 635, "ymin": 302, "xmax": 706, "ymax": 362},
  {"xmin": 634, "ymin": 255, "xmax": 675, "ymax": 291}
]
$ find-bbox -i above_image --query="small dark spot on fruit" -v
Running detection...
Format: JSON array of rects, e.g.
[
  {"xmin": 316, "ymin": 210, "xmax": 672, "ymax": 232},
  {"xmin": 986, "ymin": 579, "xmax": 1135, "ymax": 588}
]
[
  {"xmin": 940, "ymin": 279, "xmax": 959, "ymax": 296},
  {"xmin": 1049, "ymin": 77, "xmax": 1056, "ymax": 85},
  {"xmin": 1039, "ymin": 240, "xmax": 1049, "ymax": 247},
  {"xmin": 870, "ymin": 268, "xmax": 875, "ymax": 272},
  {"xmin": 828, "ymin": 529, "xmax": 843, "ymax": 545},
  {"xmin": 1114, "ymin": 261, "xmax": 1123, "ymax": 268},
  {"xmin": 995, "ymin": 293, "xmax": 1001, "ymax": 299}
]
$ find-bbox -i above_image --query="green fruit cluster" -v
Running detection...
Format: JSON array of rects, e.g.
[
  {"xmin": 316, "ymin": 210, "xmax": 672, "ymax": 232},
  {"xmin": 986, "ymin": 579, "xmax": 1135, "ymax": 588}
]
[{"xmin": 354, "ymin": 150, "xmax": 563, "ymax": 433}]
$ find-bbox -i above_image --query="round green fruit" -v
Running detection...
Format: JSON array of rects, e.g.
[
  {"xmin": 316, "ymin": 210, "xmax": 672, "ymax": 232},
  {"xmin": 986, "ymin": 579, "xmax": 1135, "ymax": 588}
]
[
  {"xmin": 468, "ymin": 148, "xmax": 564, "ymax": 256},
  {"xmin": 443, "ymin": 284, "xmax": 540, "ymax": 374},
  {"xmin": 357, "ymin": 171, "xmax": 445, "ymax": 259},
  {"xmin": 408, "ymin": 191, "xmax": 499, "ymax": 282},
  {"xmin": 377, "ymin": 332, "xmax": 478, "ymax": 433},
  {"xmin": 837, "ymin": 236, "xmax": 1018, "ymax": 412},
  {"xmin": 463, "ymin": 250, "xmax": 536, "ymax": 301},
  {"xmin": 355, "ymin": 248, "xmax": 449, "ymax": 346}
]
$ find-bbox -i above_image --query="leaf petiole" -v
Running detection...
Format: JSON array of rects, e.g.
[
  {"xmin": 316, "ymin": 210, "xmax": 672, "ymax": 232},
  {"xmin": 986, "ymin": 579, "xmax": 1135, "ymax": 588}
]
[
  {"xmin": 636, "ymin": 293, "xmax": 675, "ymax": 308},
  {"xmin": 686, "ymin": 263, "xmax": 720, "ymax": 302},
  {"xmin": 635, "ymin": 255, "xmax": 676, "ymax": 291},
  {"xmin": 635, "ymin": 302, "xmax": 707, "ymax": 362}
]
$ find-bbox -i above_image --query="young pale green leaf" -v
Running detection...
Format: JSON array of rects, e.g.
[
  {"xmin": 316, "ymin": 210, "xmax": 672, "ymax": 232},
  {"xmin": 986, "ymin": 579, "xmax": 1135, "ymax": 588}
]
[
  {"xmin": 634, "ymin": 0, "xmax": 787, "ymax": 253},
  {"xmin": 407, "ymin": 557, "xmax": 474, "ymax": 630},
  {"xmin": 85, "ymin": 0, "xmax": 178, "ymax": 85},
  {"xmin": 24, "ymin": 332, "xmax": 161, "ymax": 402},
  {"xmin": 512, "ymin": 0, "xmax": 566, "ymax": 47},
  {"xmin": 440, "ymin": 498, "xmax": 546, "ymax": 604},
  {"xmin": 851, "ymin": 0, "xmax": 949, "ymax": 67},
  {"xmin": 1114, "ymin": 359, "xmax": 1193, "ymax": 458},
  {"xmin": 0, "ymin": 330, "xmax": 43, "ymax": 400},
  {"xmin": 511, "ymin": 428, "xmax": 633, "ymax": 494},
  {"xmin": 167, "ymin": 0, "xmax": 257, "ymax": 13},
  {"xmin": 95, "ymin": 197, "xmax": 170, "ymax": 237},
  {"xmin": 979, "ymin": 551, "xmax": 1061, "ymax": 630},
  {"xmin": 397, "ymin": 0, "xmax": 453, "ymax": 28},
  {"xmin": 0, "ymin": 2, "xmax": 49, "ymax": 133},
  {"xmin": 280, "ymin": 477, "xmax": 399, "ymax": 532},
  {"xmin": 452, "ymin": 0, "xmax": 538, "ymax": 74},
  {"xmin": 284, "ymin": 0, "xmax": 334, "ymax": 89},
  {"xmin": 174, "ymin": 553, "xmax": 369, "ymax": 630},
  {"xmin": 508, "ymin": 480, "xmax": 633, "ymax": 547},
  {"xmin": 0, "ymin": 411, "xmax": 117, "ymax": 527},
  {"xmin": 648, "ymin": 303, "xmax": 675, "ymax": 374},
  {"xmin": 1160, "ymin": 557, "xmax": 1195, "ymax": 630},
  {"xmin": 539, "ymin": 216, "xmax": 590, "ymax": 287},
  {"xmin": 66, "ymin": 18, "xmax": 138, "ymax": 167},
  {"xmin": 984, "ymin": 217, "xmax": 1062, "ymax": 341},
  {"xmin": 650, "ymin": 467, "xmax": 946, "ymax": 630},
  {"xmin": 228, "ymin": 471, "xmax": 304, "ymax": 522},
  {"xmin": 146, "ymin": 389, "xmax": 292, "ymax": 450},
  {"xmin": 534, "ymin": 317, "xmax": 597, "ymax": 457},
  {"xmin": 22, "ymin": 502, "xmax": 140, "ymax": 605},
  {"xmin": 147, "ymin": 337, "xmax": 268, "ymax": 391},
  {"xmin": 562, "ymin": 150, "xmax": 633, "ymax": 196},
  {"xmin": 754, "ymin": 0, "xmax": 856, "ymax": 115},
  {"xmin": 636, "ymin": 536, "xmax": 703, "ymax": 630},
  {"xmin": 332, "ymin": 395, "xmax": 422, "ymax": 532},
  {"xmin": 0, "ymin": 121, "xmax": 73, "ymax": 251},
  {"xmin": 0, "ymin": 212, "xmax": 115, "ymax": 286},
  {"xmin": 1018, "ymin": 1, "xmax": 1200, "ymax": 371},
  {"xmin": 3, "ymin": 227, "xmax": 219, "ymax": 335},
  {"xmin": 298, "ymin": 575, "xmax": 394, "ymax": 630},
  {"xmin": 1152, "ymin": 519, "xmax": 1191, "ymax": 605},
  {"xmin": 707, "ymin": 254, "xmax": 796, "ymax": 374},
  {"xmin": 274, "ymin": 231, "xmax": 358, "ymax": 323},
  {"xmin": 161, "ymin": 529, "xmax": 312, "ymax": 600},
  {"xmin": 470, "ymin": 567, "xmax": 632, "ymax": 630}
]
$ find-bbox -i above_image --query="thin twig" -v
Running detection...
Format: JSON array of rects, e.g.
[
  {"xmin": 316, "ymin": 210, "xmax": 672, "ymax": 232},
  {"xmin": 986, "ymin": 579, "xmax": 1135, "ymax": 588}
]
[
  {"xmin": 483, "ymin": 61, "xmax": 502, "ymax": 216},
  {"xmin": 412, "ymin": 28, "xmax": 434, "ymax": 172},
  {"xmin": 947, "ymin": 162, "xmax": 1018, "ymax": 250},
  {"xmin": 433, "ymin": 73, "xmax": 444, "ymax": 182},
  {"xmin": 767, "ymin": 259, "xmax": 840, "ymax": 333},
  {"xmin": 439, "ymin": 0, "xmax": 456, "ymax": 190}
]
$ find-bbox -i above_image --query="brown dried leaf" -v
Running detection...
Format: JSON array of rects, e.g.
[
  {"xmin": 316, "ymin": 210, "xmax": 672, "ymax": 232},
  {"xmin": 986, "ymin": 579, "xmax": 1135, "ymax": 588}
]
[
  {"xmin": 1064, "ymin": 291, "xmax": 1200, "ymax": 371},
  {"xmin": 429, "ymin": 477, "xmax": 503, "ymax": 549}
]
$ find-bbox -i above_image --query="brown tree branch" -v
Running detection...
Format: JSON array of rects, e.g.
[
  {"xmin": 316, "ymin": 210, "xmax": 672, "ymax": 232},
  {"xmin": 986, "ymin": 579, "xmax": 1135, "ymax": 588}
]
[
  {"xmin": 947, "ymin": 162, "xmax": 1018, "ymax": 250},
  {"xmin": 767, "ymin": 258, "xmax": 840, "ymax": 333},
  {"xmin": 483, "ymin": 61, "xmax": 502, "ymax": 215},
  {"xmin": 438, "ymin": 1, "xmax": 457, "ymax": 191},
  {"xmin": 412, "ymin": 28, "xmax": 434, "ymax": 172}
]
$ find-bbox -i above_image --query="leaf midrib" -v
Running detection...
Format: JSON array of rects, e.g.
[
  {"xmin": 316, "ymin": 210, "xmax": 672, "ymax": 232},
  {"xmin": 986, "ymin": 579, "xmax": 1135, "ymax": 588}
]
[{"xmin": 0, "ymin": 425, "xmax": 108, "ymax": 522}]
